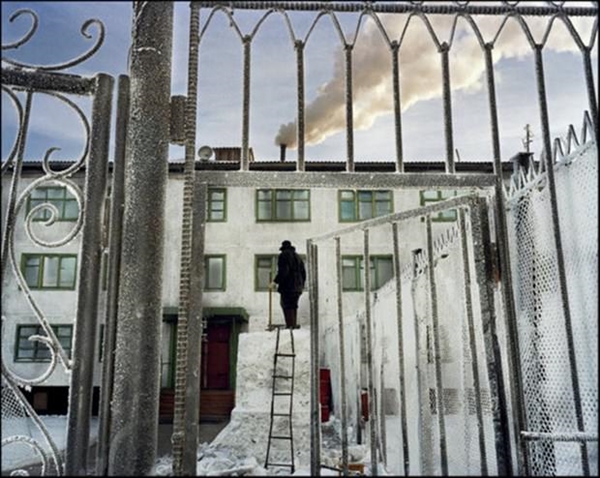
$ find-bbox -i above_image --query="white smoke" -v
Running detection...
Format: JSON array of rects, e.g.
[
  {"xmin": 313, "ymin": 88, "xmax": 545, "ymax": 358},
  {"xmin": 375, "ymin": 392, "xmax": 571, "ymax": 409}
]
[{"xmin": 275, "ymin": 12, "xmax": 594, "ymax": 149}]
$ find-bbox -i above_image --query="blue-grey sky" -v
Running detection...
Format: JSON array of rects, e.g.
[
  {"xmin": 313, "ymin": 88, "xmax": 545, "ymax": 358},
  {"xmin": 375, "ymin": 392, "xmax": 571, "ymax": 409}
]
[{"xmin": 1, "ymin": 1, "xmax": 598, "ymax": 164}]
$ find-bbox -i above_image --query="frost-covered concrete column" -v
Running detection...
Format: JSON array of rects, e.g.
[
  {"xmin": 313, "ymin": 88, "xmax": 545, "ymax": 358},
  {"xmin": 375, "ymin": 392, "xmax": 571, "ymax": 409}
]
[{"xmin": 108, "ymin": 2, "xmax": 173, "ymax": 475}]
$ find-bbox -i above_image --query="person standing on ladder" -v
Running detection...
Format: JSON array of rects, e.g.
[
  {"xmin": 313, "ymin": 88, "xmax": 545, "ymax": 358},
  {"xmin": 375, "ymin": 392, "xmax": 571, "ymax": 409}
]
[{"xmin": 271, "ymin": 240, "xmax": 306, "ymax": 329}]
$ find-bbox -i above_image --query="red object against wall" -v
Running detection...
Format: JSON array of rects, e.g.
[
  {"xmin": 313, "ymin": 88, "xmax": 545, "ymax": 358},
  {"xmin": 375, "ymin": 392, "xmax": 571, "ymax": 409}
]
[
  {"xmin": 319, "ymin": 368, "xmax": 331, "ymax": 422},
  {"xmin": 361, "ymin": 389, "xmax": 369, "ymax": 421}
]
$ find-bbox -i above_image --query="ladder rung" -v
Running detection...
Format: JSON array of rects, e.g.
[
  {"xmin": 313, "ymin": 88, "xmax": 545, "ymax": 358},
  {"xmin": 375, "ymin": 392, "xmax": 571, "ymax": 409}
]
[
  {"xmin": 270, "ymin": 435, "xmax": 292, "ymax": 440},
  {"xmin": 276, "ymin": 353, "xmax": 295, "ymax": 357},
  {"xmin": 266, "ymin": 462, "xmax": 294, "ymax": 467},
  {"xmin": 273, "ymin": 392, "xmax": 292, "ymax": 396},
  {"xmin": 273, "ymin": 375, "xmax": 293, "ymax": 379},
  {"xmin": 273, "ymin": 413, "xmax": 291, "ymax": 417}
]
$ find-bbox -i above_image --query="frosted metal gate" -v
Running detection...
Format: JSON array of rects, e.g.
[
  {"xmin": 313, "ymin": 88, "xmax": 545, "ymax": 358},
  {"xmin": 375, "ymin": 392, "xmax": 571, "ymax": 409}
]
[
  {"xmin": 505, "ymin": 116, "xmax": 598, "ymax": 476},
  {"xmin": 1, "ymin": 9, "xmax": 113, "ymax": 475},
  {"xmin": 307, "ymin": 192, "xmax": 513, "ymax": 475}
]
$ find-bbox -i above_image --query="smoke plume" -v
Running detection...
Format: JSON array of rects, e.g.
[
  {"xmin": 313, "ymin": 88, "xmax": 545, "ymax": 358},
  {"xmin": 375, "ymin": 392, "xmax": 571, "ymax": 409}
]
[{"xmin": 275, "ymin": 14, "xmax": 592, "ymax": 149}]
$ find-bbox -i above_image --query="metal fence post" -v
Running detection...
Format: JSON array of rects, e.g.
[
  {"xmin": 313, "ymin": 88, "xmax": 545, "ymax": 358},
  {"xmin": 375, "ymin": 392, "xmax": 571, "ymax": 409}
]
[
  {"xmin": 308, "ymin": 240, "xmax": 321, "ymax": 476},
  {"xmin": 458, "ymin": 208, "xmax": 488, "ymax": 475},
  {"xmin": 96, "ymin": 73, "xmax": 129, "ymax": 476},
  {"xmin": 425, "ymin": 215, "xmax": 448, "ymax": 475},
  {"xmin": 363, "ymin": 229, "xmax": 379, "ymax": 476},
  {"xmin": 108, "ymin": 2, "xmax": 173, "ymax": 475},
  {"xmin": 470, "ymin": 198, "xmax": 513, "ymax": 476},
  {"xmin": 65, "ymin": 72, "xmax": 113, "ymax": 476},
  {"xmin": 533, "ymin": 44, "xmax": 589, "ymax": 476},
  {"xmin": 483, "ymin": 41, "xmax": 529, "ymax": 476},
  {"xmin": 392, "ymin": 222, "xmax": 409, "ymax": 475},
  {"xmin": 172, "ymin": 3, "xmax": 202, "ymax": 474},
  {"xmin": 334, "ymin": 236, "xmax": 349, "ymax": 475}
]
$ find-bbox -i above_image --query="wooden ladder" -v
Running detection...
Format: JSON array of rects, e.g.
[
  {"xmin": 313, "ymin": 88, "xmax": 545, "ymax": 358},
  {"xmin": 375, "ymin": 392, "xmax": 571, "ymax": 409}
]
[{"xmin": 264, "ymin": 325, "xmax": 296, "ymax": 473}]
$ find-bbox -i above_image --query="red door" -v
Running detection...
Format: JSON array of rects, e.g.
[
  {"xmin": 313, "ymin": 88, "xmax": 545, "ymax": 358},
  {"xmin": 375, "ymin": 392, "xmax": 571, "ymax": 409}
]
[{"xmin": 202, "ymin": 323, "xmax": 231, "ymax": 390}]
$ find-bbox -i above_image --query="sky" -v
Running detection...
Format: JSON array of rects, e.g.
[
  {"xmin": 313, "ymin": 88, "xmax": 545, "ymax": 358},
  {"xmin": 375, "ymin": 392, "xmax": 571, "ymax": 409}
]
[{"xmin": 1, "ymin": 1, "xmax": 598, "ymax": 164}]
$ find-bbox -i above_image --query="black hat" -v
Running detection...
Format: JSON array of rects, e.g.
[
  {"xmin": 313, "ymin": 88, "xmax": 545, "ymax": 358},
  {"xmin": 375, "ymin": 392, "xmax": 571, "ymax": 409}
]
[{"xmin": 279, "ymin": 240, "xmax": 292, "ymax": 250}]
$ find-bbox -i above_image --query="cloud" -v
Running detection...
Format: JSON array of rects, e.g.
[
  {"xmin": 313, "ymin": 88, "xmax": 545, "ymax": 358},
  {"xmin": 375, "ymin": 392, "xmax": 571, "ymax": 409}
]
[{"xmin": 275, "ymin": 12, "xmax": 594, "ymax": 149}]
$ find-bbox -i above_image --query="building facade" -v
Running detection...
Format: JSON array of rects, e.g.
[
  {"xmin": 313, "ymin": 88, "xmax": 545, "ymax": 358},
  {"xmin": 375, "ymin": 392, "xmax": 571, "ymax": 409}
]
[{"xmin": 1, "ymin": 157, "xmax": 511, "ymax": 421}]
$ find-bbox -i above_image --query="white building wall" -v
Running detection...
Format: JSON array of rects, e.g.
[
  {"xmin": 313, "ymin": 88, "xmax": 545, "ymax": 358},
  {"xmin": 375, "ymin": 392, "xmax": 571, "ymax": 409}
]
[{"xmin": 2, "ymin": 169, "xmax": 467, "ymax": 389}]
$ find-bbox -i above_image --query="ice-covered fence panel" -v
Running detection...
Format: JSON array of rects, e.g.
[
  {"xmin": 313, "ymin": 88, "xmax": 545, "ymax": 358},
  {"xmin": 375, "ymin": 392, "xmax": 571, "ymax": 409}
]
[
  {"xmin": 506, "ymin": 139, "xmax": 598, "ymax": 476},
  {"xmin": 312, "ymin": 197, "xmax": 508, "ymax": 476}
]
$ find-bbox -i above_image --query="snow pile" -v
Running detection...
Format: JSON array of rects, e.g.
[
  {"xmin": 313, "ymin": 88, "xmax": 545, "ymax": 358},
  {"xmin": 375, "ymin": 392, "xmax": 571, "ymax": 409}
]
[{"xmin": 211, "ymin": 329, "xmax": 312, "ymax": 470}]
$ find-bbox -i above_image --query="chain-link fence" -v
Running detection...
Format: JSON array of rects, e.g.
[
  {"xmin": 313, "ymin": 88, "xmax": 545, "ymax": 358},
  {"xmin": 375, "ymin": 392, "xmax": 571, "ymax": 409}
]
[
  {"xmin": 506, "ymin": 137, "xmax": 598, "ymax": 475},
  {"xmin": 310, "ymin": 194, "xmax": 509, "ymax": 475}
]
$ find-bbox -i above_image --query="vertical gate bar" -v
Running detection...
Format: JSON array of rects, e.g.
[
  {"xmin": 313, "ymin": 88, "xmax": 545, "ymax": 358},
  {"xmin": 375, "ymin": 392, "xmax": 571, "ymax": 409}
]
[
  {"xmin": 363, "ymin": 229, "xmax": 379, "ymax": 476},
  {"xmin": 484, "ymin": 42, "xmax": 528, "ymax": 476},
  {"xmin": 345, "ymin": 45, "xmax": 355, "ymax": 173},
  {"xmin": 392, "ymin": 222, "xmax": 410, "ymax": 475},
  {"xmin": 469, "ymin": 198, "xmax": 512, "ymax": 476},
  {"xmin": 391, "ymin": 43, "xmax": 404, "ymax": 173},
  {"xmin": 1, "ymin": 91, "xmax": 32, "ymax": 282},
  {"xmin": 96, "ymin": 74, "xmax": 129, "ymax": 476},
  {"xmin": 108, "ymin": 2, "xmax": 173, "ymax": 474},
  {"xmin": 308, "ymin": 240, "xmax": 321, "ymax": 476},
  {"xmin": 184, "ymin": 182, "xmax": 207, "ymax": 472},
  {"xmin": 335, "ymin": 236, "xmax": 349, "ymax": 475},
  {"xmin": 533, "ymin": 45, "xmax": 589, "ymax": 476},
  {"xmin": 458, "ymin": 208, "xmax": 488, "ymax": 475},
  {"xmin": 440, "ymin": 44, "xmax": 455, "ymax": 174},
  {"xmin": 582, "ymin": 49, "xmax": 598, "ymax": 137},
  {"xmin": 65, "ymin": 72, "xmax": 114, "ymax": 476},
  {"xmin": 296, "ymin": 40, "xmax": 305, "ymax": 172},
  {"xmin": 241, "ymin": 36, "xmax": 251, "ymax": 171},
  {"xmin": 379, "ymin": 357, "xmax": 388, "ymax": 468},
  {"xmin": 172, "ymin": 3, "xmax": 201, "ymax": 475},
  {"xmin": 425, "ymin": 214, "xmax": 448, "ymax": 475}
]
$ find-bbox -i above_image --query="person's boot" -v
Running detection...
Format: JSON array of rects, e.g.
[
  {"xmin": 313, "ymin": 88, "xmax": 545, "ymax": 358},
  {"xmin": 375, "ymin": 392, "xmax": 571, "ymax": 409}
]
[
  {"xmin": 283, "ymin": 309, "xmax": 294, "ymax": 328},
  {"xmin": 291, "ymin": 309, "xmax": 300, "ymax": 329}
]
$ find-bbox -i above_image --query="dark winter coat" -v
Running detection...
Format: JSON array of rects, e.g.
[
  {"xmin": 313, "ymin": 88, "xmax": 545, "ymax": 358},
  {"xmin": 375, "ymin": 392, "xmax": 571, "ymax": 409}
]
[{"xmin": 274, "ymin": 247, "xmax": 306, "ymax": 294}]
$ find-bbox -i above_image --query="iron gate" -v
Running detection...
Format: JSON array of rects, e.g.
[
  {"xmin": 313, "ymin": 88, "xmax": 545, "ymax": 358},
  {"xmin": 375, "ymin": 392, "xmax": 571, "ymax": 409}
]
[{"xmin": 1, "ymin": 8, "xmax": 113, "ymax": 475}]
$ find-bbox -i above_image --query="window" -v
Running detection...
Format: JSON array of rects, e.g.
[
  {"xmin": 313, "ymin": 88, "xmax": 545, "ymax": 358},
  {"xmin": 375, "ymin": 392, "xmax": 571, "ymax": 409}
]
[
  {"xmin": 342, "ymin": 255, "xmax": 393, "ymax": 291},
  {"xmin": 339, "ymin": 190, "xmax": 393, "ymax": 222},
  {"xmin": 255, "ymin": 254, "xmax": 307, "ymax": 291},
  {"xmin": 256, "ymin": 189, "xmax": 310, "ymax": 222},
  {"xmin": 26, "ymin": 186, "xmax": 78, "ymax": 222},
  {"xmin": 207, "ymin": 188, "xmax": 227, "ymax": 222},
  {"xmin": 21, "ymin": 254, "xmax": 78, "ymax": 290},
  {"xmin": 204, "ymin": 255, "xmax": 226, "ymax": 291},
  {"xmin": 15, "ymin": 324, "xmax": 73, "ymax": 361},
  {"xmin": 420, "ymin": 190, "xmax": 457, "ymax": 222},
  {"xmin": 255, "ymin": 255, "xmax": 277, "ymax": 291},
  {"xmin": 161, "ymin": 320, "xmax": 176, "ymax": 388}
]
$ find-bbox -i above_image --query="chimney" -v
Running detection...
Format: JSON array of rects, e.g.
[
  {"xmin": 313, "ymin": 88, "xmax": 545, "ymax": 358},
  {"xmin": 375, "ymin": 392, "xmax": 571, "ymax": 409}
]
[{"xmin": 280, "ymin": 144, "xmax": 287, "ymax": 162}]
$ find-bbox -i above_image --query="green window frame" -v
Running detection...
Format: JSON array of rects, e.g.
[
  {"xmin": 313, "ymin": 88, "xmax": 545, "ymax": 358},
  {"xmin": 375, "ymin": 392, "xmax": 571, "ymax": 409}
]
[
  {"xmin": 204, "ymin": 255, "xmax": 226, "ymax": 291},
  {"xmin": 419, "ymin": 190, "xmax": 457, "ymax": 222},
  {"xmin": 207, "ymin": 188, "xmax": 227, "ymax": 222},
  {"xmin": 21, "ymin": 253, "xmax": 78, "ymax": 290},
  {"xmin": 341, "ymin": 255, "xmax": 394, "ymax": 291},
  {"xmin": 255, "ymin": 254, "xmax": 307, "ymax": 291},
  {"xmin": 256, "ymin": 189, "xmax": 310, "ymax": 222},
  {"xmin": 339, "ymin": 190, "xmax": 393, "ymax": 222},
  {"xmin": 26, "ymin": 186, "xmax": 78, "ymax": 222},
  {"xmin": 15, "ymin": 324, "xmax": 73, "ymax": 362}
]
